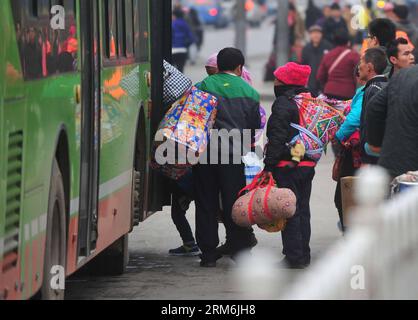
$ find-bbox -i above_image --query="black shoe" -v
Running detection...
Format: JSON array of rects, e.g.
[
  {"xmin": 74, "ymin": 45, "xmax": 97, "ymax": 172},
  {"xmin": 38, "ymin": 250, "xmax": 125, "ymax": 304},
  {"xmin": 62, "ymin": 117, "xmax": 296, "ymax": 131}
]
[
  {"xmin": 216, "ymin": 236, "xmax": 258, "ymax": 256},
  {"xmin": 169, "ymin": 244, "xmax": 201, "ymax": 257},
  {"xmin": 216, "ymin": 243, "xmax": 232, "ymax": 256},
  {"xmin": 279, "ymin": 257, "xmax": 309, "ymax": 270},
  {"xmin": 200, "ymin": 260, "xmax": 217, "ymax": 268},
  {"xmin": 199, "ymin": 252, "xmax": 222, "ymax": 268}
]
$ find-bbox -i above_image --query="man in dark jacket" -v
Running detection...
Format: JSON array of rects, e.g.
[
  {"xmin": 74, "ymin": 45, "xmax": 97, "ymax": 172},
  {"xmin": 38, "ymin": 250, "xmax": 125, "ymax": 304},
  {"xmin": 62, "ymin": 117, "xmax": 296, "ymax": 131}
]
[
  {"xmin": 322, "ymin": 3, "xmax": 349, "ymax": 46},
  {"xmin": 358, "ymin": 47, "xmax": 388, "ymax": 165},
  {"xmin": 367, "ymin": 66, "xmax": 418, "ymax": 178},
  {"xmin": 194, "ymin": 48, "xmax": 261, "ymax": 267},
  {"xmin": 302, "ymin": 25, "xmax": 332, "ymax": 96},
  {"xmin": 264, "ymin": 62, "xmax": 315, "ymax": 269}
]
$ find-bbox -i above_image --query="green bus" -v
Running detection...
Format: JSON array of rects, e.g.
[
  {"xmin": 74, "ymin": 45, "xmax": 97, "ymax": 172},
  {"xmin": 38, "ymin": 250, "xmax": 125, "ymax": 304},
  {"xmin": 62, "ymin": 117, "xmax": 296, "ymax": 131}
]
[{"xmin": 0, "ymin": 0, "xmax": 172, "ymax": 300}]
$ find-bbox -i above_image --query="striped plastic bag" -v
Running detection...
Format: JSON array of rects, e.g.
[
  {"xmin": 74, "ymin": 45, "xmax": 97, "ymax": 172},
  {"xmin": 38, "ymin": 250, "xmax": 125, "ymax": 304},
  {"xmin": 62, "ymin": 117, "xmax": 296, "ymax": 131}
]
[{"xmin": 243, "ymin": 152, "xmax": 264, "ymax": 186}]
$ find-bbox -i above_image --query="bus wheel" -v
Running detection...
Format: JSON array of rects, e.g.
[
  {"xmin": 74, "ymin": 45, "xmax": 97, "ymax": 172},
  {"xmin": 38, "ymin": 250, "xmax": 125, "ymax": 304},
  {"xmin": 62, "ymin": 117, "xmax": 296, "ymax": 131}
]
[
  {"xmin": 86, "ymin": 234, "xmax": 129, "ymax": 276},
  {"xmin": 41, "ymin": 159, "xmax": 67, "ymax": 300}
]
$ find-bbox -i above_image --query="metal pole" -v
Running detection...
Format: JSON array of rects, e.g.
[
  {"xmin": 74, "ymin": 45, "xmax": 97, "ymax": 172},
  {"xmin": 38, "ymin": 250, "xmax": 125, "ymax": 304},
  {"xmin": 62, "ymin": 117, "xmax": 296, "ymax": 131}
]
[
  {"xmin": 235, "ymin": 0, "xmax": 247, "ymax": 56},
  {"xmin": 276, "ymin": 0, "xmax": 289, "ymax": 67}
]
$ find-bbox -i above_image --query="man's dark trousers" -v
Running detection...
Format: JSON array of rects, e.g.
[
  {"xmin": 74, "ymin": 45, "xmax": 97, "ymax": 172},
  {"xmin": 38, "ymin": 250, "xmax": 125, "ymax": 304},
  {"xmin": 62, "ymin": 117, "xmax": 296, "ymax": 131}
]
[
  {"xmin": 193, "ymin": 163, "xmax": 255, "ymax": 262},
  {"xmin": 272, "ymin": 166, "xmax": 315, "ymax": 265}
]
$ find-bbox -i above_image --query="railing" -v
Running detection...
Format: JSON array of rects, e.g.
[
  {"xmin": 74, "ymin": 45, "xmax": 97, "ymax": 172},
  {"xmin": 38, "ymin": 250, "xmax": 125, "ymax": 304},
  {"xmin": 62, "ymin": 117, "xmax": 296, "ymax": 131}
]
[{"xmin": 282, "ymin": 166, "xmax": 418, "ymax": 300}]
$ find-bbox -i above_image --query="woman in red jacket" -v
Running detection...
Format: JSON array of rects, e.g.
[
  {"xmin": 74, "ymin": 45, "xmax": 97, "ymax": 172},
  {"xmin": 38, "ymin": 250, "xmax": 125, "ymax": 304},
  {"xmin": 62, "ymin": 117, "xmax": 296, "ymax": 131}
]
[{"xmin": 317, "ymin": 29, "xmax": 360, "ymax": 100}]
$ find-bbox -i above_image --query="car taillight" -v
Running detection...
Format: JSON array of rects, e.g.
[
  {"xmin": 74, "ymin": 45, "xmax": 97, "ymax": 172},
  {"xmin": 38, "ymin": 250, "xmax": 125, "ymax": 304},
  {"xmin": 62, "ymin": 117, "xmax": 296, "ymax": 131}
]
[
  {"xmin": 245, "ymin": 0, "xmax": 254, "ymax": 11},
  {"xmin": 209, "ymin": 8, "xmax": 218, "ymax": 16}
]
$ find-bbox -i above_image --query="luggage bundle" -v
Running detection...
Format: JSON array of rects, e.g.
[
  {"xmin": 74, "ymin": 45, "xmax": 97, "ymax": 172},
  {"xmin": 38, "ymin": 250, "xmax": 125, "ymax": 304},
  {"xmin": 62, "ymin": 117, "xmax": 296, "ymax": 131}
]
[
  {"xmin": 151, "ymin": 86, "xmax": 219, "ymax": 180},
  {"xmin": 232, "ymin": 172, "xmax": 296, "ymax": 231},
  {"xmin": 163, "ymin": 60, "xmax": 193, "ymax": 106},
  {"xmin": 289, "ymin": 93, "xmax": 349, "ymax": 162}
]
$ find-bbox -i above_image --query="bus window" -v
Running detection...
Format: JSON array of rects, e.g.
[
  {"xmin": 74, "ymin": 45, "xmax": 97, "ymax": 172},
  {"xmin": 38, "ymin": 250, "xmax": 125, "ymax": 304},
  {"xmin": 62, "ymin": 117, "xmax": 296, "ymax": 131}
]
[
  {"xmin": 133, "ymin": 0, "xmax": 149, "ymax": 62},
  {"xmin": 104, "ymin": 0, "xmax": 118, "ymax": 59},
  {"xmin": 124, "ymin": 0, "xmax": 134, "ymax": 58},
  {"xmin": 10, "ymin": 0, "xmax": 78, "ymax": 80}
]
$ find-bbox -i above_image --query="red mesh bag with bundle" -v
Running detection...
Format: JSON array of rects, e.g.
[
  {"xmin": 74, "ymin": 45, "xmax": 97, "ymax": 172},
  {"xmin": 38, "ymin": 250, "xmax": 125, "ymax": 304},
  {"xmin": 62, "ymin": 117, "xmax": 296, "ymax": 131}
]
[{"xmin": 232, "ymin": 172, "xmax": 297, "ymax": 228}]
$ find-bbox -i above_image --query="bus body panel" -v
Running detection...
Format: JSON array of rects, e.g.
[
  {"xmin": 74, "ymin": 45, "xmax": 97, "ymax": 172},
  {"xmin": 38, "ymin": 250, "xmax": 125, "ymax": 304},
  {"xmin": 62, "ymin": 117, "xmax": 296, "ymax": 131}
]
[{"xmin": 1, "ymin": 0, "xmax": 168, "ymax": 300}]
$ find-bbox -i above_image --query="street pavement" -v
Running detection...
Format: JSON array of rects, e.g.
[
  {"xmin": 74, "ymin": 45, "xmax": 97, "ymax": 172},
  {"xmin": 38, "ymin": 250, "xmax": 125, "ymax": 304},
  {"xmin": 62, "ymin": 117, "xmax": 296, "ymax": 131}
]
[{"xmin": 65, "ymin": 22, "xmax": 342, "ymax": 300}]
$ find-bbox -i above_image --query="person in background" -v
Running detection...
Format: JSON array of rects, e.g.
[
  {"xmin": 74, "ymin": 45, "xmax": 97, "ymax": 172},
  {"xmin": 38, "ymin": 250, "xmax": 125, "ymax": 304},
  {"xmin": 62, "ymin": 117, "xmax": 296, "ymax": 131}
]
[
  {"xmin": 335, "ymin": 65, "xmax": 366, "ymax": 145},
  {"xmin": 334, "ymin": 65, "xmax": 365, "ymax": 232},
  {"xmin": 366, "ymin": 18, "xmax": 397, "ymax": 51},
  {"xmin": 187, "ymin": 8, "xmax": 204, "ymax": 52},
  {"xmin": 264, "ymin": 62, "xmax": 315, "ymax": 269},
  {"xmin": 273, "ymin": 3, "xmax": 305, "ymax": 63},
  {"xmin": 186, "ymin": 7, "xmax": 204, "ymax": 65},
  {"xmin": 358, "ymin": 47, "xmax": 388, "ymax": 165},
  {"xmin": 391, "ymin": 4, "xmax": 418, "ymax": 58},
  {"xmin": 194, "ymin": 48, "xmax": 261, "ymax": 267},
  {"xmin": 322, "ymin": 3, "xmax": 349, "ymax": 46},
  {"xmin": 172, "ymin": 8, "xmax": 195, "ymax": 72},
  {"xmin": 387, "ymin": 37, "xmax": 416, "ymax": 75},
  {"xmin": 367, "ymin": 66, "xmax": 418, "ymax": 179},
  {"xmin": 317, "ymin": 29, "xmax": 360, "ymax": 101},
  {"xmin": 289, "ymin": 2, "xmax": 305, "ymax": 48},
  {"xmin": 343, "ymin": 4, "xmax": 357, "ymax": 42},
  {"xmin": 315, "ymin": 5, "xmax": 331, "ymax": 28},
  {"xmin": 301, "ymin": 25, "xmax": 332, "ymax": 96},
  {"xmin": 305, "ymin": 0, "xmax": 323, "ymax": 31}
]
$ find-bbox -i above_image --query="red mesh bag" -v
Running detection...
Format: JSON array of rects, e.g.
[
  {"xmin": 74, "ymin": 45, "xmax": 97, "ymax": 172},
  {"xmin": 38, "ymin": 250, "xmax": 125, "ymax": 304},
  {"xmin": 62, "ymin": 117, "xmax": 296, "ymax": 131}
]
[{"xmin": 232, "ymin": 172, "xmax": 297, "ymax": 228}]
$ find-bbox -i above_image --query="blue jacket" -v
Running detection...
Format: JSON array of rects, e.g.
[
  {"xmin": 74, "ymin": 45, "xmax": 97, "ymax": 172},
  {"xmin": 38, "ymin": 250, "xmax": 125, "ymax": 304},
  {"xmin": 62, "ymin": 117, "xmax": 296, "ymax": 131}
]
[
  {"xmin": 172, "ymin": 19, "xmax": 195, "ymax": 49},
  {"xmin": 335, "ymin": 86, "xmax": 365, "ymax": 143}
]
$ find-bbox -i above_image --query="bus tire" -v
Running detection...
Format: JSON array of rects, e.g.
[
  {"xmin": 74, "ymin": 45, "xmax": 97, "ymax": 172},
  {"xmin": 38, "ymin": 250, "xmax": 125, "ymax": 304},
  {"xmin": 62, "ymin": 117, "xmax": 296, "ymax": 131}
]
[
  {"xmin": 86, "ymin": 234, "xmax": 129, "ymax": 276},
  {"xmin": 41, "ymin": 159, "xmax": 67, "ymax": 300}
]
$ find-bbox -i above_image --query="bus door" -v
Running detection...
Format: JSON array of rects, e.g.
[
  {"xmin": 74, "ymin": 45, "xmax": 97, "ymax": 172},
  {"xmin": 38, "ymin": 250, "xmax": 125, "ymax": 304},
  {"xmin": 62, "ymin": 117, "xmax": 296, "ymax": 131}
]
[
  {"xmin": 147, "ymin": 0, "xmax": 173, "ymax": 214},
  {"xmin": 77, "ymin": 0, "xmax": 101, "ymax": 258}
]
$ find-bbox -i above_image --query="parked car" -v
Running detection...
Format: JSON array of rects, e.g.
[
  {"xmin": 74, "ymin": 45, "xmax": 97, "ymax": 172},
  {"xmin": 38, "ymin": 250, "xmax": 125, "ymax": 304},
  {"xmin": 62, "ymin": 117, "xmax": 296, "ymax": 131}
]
[
  {"xmin": 185, "ymin": 0, "xmax": 229, "ymax": 28},
  {"xmin": 246, "ymin": 0, "xmax": 267, "ymax": 27},
  {"xmin": 220, "ymin": 0, "xmax": 267, "ymax": 28}
]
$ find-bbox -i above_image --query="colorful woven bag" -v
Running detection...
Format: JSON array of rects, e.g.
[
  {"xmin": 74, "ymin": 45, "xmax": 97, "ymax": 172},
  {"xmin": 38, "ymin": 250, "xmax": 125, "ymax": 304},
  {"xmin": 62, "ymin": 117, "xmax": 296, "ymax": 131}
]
[
  {"xmin": 151, "ymin": 86, "xmax": 218, "ymax": 180},
  {"xmin": 290, "ymin": 93, "xmax": 348, "ymax": 162}
]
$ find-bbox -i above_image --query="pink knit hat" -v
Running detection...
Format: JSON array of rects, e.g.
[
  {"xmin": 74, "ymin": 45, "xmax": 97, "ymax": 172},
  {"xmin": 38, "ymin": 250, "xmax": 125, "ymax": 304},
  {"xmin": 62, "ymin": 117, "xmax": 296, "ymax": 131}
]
[
  {"xmin": 205, "ymin": 53, "xmax": 218, "ymax": 68},
  {"xmin": 273, "ymin": 62, "xmax": 312, "ymax": 87},
  {"xmin": 241, "ymin": 67, "xmax": 253, "ymax": 85}
]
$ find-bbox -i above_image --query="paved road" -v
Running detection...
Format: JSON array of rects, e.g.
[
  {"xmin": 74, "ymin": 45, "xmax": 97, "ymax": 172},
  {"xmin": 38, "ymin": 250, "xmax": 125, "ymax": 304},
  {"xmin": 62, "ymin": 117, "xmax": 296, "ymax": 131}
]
[
  {"xmin": 66, "ymin": 152, "xmax": 341, "ymax": 300},
  {"xmin": 65, "ymin": 23, "xmax": 342, "ymax": 300}
]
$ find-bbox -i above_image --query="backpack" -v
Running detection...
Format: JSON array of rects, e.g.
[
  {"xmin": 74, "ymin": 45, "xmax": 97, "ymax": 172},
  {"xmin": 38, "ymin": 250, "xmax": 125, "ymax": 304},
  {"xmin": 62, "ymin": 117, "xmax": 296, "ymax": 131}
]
[{"xmin": 289, "ymin": 93, "xmax": 349, "ymax": 162}]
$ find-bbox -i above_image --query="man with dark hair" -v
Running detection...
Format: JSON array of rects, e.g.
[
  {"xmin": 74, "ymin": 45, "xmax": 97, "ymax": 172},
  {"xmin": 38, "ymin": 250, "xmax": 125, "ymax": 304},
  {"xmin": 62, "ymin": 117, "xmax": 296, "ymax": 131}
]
[
  {"xmin": 367, "ymin": 66, "xmax": 418, "ymax": 178},
  {"xmin": 358, "ymin": 47, "xmax": 388, "ymax": 165},
  {"xmin": 368, "ymin": 18, "xmax": 397, "ymax": 49},
  {"xmin": 194, "ymin": 47, "xmax": 261, "ymax": 268},
  {"xmin": 216, "ymin": 47, "xmax": 245, "ymax": 72},
  {"xmin": 392, "ymin": 4, "xmax": 418, "ymax": 58},
  {"xmin": 387, "ymin": 37, "xmax": 416, "ymax": 74},
  {"xmin": 322, "ymin": 2, "xmax": 349, "ymax": 46}
]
